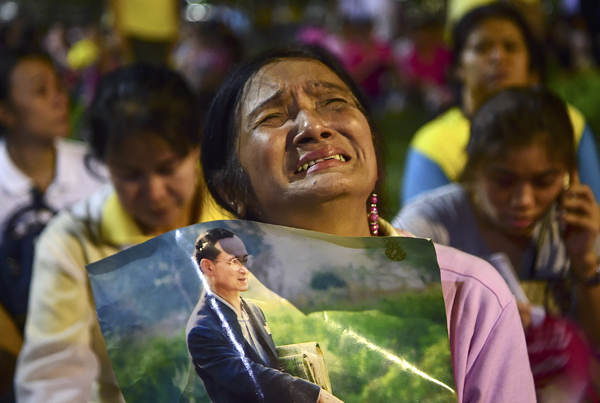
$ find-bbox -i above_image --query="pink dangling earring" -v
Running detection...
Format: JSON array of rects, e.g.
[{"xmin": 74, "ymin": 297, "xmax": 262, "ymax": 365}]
[{"xmin": 369, "ymin": 193, "xmax": 379, "ymax": 236}]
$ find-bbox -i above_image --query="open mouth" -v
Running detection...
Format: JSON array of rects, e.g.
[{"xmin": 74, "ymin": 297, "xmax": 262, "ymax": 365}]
[{"xmin": 295, "ymin": 154, "xmax": 347, "ymax": 173}]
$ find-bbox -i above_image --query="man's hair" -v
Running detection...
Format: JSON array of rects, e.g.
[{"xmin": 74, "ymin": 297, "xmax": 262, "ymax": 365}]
[{"xmin": 194, "ymin": 228, "xmax": 236, "ymax": 264}]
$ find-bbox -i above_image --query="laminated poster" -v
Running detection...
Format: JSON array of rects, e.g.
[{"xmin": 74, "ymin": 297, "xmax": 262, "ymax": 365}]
[{"xmin": 87, "ymin": 220, "xmax": 456, "ymax": 402}]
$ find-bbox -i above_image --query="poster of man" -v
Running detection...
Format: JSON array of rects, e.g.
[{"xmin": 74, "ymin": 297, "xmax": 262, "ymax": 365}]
[
  {"xmin": 187, "ymin": 228, "xmax": 341, "ymax": 402},
  {"xmin": 86, "ymin": 220, "xmax": 454, "ymax": 402}
]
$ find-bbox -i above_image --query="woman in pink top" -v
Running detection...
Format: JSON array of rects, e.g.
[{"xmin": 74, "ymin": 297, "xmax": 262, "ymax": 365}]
[{"xmin": 199, "ymin": 44, "xmax": 536, "ymax": 402}]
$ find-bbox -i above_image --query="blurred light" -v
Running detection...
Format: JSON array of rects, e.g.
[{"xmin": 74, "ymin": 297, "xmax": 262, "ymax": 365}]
[
  {"xmin": 185, "ymin": 3, "xmax": 212, "ymax": 22},
  {"xmin": 224, "ymin": 9, "xmax": 250, "ymax": 34},
  {"xmin": 0, "ymin": 2, "xmax": 18, "ymax": 22}
]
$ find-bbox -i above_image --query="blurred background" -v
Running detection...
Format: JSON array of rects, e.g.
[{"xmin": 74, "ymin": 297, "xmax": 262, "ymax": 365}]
[{"xmin": 2, "ymin": 0, "xmax": 600, "ymax": 216}]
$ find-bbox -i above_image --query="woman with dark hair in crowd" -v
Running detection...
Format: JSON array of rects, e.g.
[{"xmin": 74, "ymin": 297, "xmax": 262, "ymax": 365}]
[
  {"xmin": 395, "ymin": 87, "xmax": 600, "ymax": 402},
  {"xmin": 0, "ymin": 47, "xmax": 107, "ymax": 402},
  {"xmin": 400, "ymin": 3, "xmax": 600, "ymax": 206},
  {"xmin": 199, "ymin": 44, "xmax": 535, "ymax": 402},
  {"xmin": 15, "ymin": 64, "xmax": 232, "ymax": 402}
]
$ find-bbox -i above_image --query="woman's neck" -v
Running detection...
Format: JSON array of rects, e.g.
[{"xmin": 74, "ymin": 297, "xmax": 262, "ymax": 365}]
[
  {"xmin": 139, "ymin": 182, "xmax": 200, "ymax": 237},
  {"xmin": 461, "ymin": 87, "xmax": 487, "ymax": 118},
  {"xmin": 7, "ymin": 136, "xmax": 57, "ymax": 193},
  {"xmin": 471, "ymin": 200, "xmax": 531, "ymax": 275},
  {"xmin": 258, "ymin": 197, "xmax": 373, "ymax": 237}
]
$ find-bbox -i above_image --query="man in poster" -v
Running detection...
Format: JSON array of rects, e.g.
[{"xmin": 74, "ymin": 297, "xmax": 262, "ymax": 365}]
[{"xmin": 186, "ymin": 228, "xmax": 342, "ymax": 403}]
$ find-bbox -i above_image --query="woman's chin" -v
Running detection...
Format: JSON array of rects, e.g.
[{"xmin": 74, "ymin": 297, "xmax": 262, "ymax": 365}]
[
  {"xmin": 503, "ymin": 224, "xmax": 535, "ymax": 239},
  {"xmin": 293, "ymin": 176, "xmax": 371, "ymax": 203},
  {"xmin": 137, "ymin": 212, "xmax": 181, "ymax": 235}
]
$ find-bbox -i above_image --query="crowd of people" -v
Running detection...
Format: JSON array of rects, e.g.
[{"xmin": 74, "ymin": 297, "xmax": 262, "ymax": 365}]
[{"xmin": 1, "ymin": 0, "xmax": 600, "ymax": 402}]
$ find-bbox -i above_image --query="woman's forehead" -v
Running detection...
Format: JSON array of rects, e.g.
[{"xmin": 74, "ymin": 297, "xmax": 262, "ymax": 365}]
[
  {"xmin": 252, "ymin": 58, "xmax": 341, "ymax": 84},
  {"xmin": 241, "ymin": 59, "xmax": 350, "ymax": 111},
  {"xmin": 483, "ymin": 142, "xmax": 567, "ymax": 169},
  {"xmin": 468, "ymin": 17, "xmax": 524, "ymax": 41}
]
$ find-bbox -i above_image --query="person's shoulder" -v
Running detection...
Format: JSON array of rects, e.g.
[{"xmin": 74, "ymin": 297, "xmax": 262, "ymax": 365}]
[
  {"xmin": 565, "ymin": 102, "xmax": 584, "ymax": 121},
  {"xmin": 41, "ymin": 185, "xmax": 112, "ymax": 240},
  {"xmin": 435, "ymin": 243, "xmax": 514, "ymax": 309},
  {"xmin": 31, "ymin": 188, "xmax": 114, "ymax": 283},
  {"xmin": 412, "ymin": 106, "xmax": 468, "ymax": 142},
  {"xmin": 410, "ymin": 107, "xmax": 471, "ymax": 173},
  {"xmin": 404, "ymin": 183, "xmax": 465, "ymax": 207},
  {"xmin": 186, "ymin": 295, "xmax": 213, "ymax": 333},
  {"xmin": 398, "ymin": 184, "xmax": 467, "ymax": 220},
  {"xmin": 186, "ymin": 295, "xmax": 232, "ymax": 342},
  {"xmin": 564, "ymin": 103, "xmax": 586, "ymax": 140},
  {"xmin": 55, "ymin": 138, "xmax": 108, "ymax": 183},
  {"xmin": 56, "ymin": 138, "xmax": 89, "ymax": 154}
]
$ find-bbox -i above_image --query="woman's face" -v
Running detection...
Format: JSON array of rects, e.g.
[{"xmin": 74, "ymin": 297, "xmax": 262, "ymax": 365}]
[
  {"xmin": 457, "ymin": 18, "xmax": 534, "ymax": 106},
  {"xmin": 1, "ymin": 58, "xmax": 69, "ymax": 141},
  {"xmin": 236, "ymin": 59, "xmax": 378, "ymax": 221},
  {"xmin": 474, "ymin": 141, "xmax": 568, "ymax": 238},
  {"xmin": 106, "ymin": 133, "xmax": 200, "ymax": 235}
]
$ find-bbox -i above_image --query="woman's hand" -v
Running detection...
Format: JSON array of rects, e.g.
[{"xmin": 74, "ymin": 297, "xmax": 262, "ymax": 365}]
[{"xmin": 559, "ymin": 171, "xmax": 600, "ymax": 280}]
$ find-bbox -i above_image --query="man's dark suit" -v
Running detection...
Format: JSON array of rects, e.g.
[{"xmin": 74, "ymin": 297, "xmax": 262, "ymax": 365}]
[{"xmin": 186, "ymin": 293, "xmax": 321, "ymax": 403}]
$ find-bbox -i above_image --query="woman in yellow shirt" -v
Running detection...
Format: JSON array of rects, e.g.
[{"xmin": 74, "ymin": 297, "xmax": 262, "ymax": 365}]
[{"xmin": 15, "ymin": 64, "xmax": 231, "ymax": 403}]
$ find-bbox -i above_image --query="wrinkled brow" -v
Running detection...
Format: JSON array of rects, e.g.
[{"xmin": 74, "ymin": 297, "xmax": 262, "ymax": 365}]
[{"xmin": 246, "ymin": 80, "xmax": 353, "ymax": 123}]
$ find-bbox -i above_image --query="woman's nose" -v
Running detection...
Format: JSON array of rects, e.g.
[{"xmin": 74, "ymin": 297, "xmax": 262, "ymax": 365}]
[
  {"xmin": 511, "ymin": 183, "xmax": 535, "ymax": 207},
  {"xmin": 292, "ymin": 109, "xmax": 334, "ymax": 145},
  {"xmin": 53, "ymin": 87, "xmax": 68, "ymax": 108},
  {"xmin": 144, "ymin": 175, "xmax": 168, "ymax": 201},
  {"xmin": 489, "ymin": 44, "xmax": 511, "ymax": 64}
]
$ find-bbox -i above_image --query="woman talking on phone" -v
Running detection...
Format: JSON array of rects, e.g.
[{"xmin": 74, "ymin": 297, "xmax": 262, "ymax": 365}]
[{"xmin": 395, "ymin": 87, "xmax": 600, "ymax": 402}]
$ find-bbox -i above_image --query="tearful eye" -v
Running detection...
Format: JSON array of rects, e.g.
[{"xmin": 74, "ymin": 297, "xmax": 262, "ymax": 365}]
[
  {"xmin": 157, "ymin": 164, "xmax": 177, "ymax": 176},
  {"xmin": 257, "ymin": 114, "xmax": 287, "ymax": 127},
  {"xmin": 532, "ymin": 175, "xmax": 560, "ymax": 189},
  {"xmin": 504, "ymin": 41, "xmax": 519, "ymax": 52},
  {"xmin": 35, "ymin": 84, "xmax": 48, "ymax": 97},
  {"xmin": 471, "ymin": 41, "xmax": 492, "ymax": 54},
  {"xmin": 322, "ymin": 98, "xmax": 348, "ymax": 107},
  {"xmin": 489, "ymin": 175, "xmax": 515, "ymax": 188},
  {"xmin": 114, "ymin": 170, "xmax": 143, "ymax": 182}
]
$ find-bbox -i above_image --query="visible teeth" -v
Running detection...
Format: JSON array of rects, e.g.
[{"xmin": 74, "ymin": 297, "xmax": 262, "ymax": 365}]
[{"xmin": 296, "ymin": 154, "xmax": 346, "ymax": 173}]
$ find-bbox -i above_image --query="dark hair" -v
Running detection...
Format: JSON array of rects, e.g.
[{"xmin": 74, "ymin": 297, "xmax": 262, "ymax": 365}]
[
  {"xmin": 201, "ymin": 45, "xmax": 384, "ymax": 219},
  {"xmin": 451, "ymin": 3, "xmax": 545, "ymax": 82},
  {"xmin": 462, "ymin": 87, "xmax": 575, "ymax": 182},
  {"xmin": 86, "ymin": 64, "xmax": 200, "ymax": 163},
  {"xmin": 194, "ymin": 228, "xmax": 235, "ymax": 264},
  {"xmin": 0, "ymin": 47, "xmax": 55, "ymax": 135}
]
